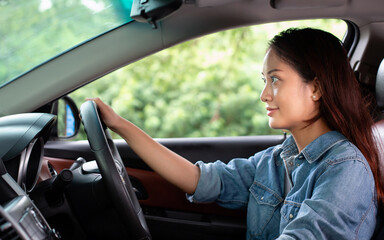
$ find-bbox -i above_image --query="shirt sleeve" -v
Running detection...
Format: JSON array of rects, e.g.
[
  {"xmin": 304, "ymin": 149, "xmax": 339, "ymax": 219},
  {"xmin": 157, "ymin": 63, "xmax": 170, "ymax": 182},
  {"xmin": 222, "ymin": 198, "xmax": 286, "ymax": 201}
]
[
  {"xmin": 277, "ymin": 159, "xmax": 377, "ymax": 240},
  {"xmin": 186, "ymin": 161, "xmax": 222, "ymax": 203},
  {"xmin": 187, "ymin": 150, "xmax": 270, "ymax": 209}
]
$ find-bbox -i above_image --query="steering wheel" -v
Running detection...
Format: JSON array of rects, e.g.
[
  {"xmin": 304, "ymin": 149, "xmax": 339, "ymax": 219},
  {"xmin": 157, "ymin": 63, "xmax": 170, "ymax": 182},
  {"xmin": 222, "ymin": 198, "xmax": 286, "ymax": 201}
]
[{"xmin": 80, "ymin": 100, "xmax": 151, "ymax": 240}]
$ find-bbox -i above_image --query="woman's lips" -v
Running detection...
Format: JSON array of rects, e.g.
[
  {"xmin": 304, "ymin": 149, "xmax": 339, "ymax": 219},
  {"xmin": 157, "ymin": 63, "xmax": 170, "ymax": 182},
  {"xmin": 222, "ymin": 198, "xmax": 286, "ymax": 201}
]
[{"xmin": 266, "ymin": 107, "xmax": 279, "ymax": 116}]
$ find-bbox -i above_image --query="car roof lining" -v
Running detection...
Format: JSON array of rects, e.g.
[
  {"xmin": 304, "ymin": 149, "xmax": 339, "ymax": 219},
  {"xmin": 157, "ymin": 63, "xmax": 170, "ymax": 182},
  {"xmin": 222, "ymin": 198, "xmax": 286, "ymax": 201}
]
[{"xmin": 270, "ymin": 0, "xmax": 348, "ymax": 10}]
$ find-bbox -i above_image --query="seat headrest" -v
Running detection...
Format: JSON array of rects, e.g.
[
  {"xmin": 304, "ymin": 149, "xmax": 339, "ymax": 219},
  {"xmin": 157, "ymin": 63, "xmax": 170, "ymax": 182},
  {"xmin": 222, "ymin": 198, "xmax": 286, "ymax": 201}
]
[{"xmin": 377, "ymin": 59, "xmax": 384, "ymax": 111}]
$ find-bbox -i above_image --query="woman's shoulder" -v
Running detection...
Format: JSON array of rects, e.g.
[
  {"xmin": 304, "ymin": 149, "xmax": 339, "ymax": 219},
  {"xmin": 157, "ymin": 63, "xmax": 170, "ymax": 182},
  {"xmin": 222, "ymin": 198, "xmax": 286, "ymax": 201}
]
[
  {"xmin": 323, "ymin": 138, "xmax": 368, "ymax": 166},
  {"xmin": 315, "ymin": 138, "xmax": 375, "ymax": 185},
  {"xmin": 300, "ymin": 131, "xmax": 367, "ymax": 167},
  {"xmin": 300, "ymin": 131, "xmax": 374, "ymax": 180}
]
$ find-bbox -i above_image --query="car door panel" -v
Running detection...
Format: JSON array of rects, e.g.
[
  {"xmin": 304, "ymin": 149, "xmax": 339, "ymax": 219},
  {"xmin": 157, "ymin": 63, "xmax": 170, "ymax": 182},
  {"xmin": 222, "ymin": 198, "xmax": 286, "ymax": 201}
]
[{"xmin": 43, "ymin": 134, "xmax": 285, "ymax": 239}]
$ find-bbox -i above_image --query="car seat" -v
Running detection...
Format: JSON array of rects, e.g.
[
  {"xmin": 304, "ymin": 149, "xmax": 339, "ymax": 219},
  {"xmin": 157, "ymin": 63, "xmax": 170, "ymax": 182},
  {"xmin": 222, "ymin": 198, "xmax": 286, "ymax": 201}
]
[{"xmin": 371, "ymin": 58, "xmax": 384, "ymax": 240}]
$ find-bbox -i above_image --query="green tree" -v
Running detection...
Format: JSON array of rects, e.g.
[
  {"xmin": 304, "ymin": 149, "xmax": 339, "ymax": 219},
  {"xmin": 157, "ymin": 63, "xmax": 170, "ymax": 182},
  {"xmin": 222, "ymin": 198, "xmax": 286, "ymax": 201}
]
[
  {"xmin": 70, "ymin": 19, "xmax": 346, "ymax": 139},
  {"xmin": 0, "ymin": 0, "xmax": 129, "ymax": 86}
]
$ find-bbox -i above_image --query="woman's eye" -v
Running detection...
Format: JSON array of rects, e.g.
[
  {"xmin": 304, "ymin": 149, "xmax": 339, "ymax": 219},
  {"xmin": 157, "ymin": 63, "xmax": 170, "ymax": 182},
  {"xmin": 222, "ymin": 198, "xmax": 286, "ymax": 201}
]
[
  {"xmin": 261, "ymin": 77, "xmax": 266, "ymax": 84},
  {"xmin": 271, "ymin": 76, "xmax": 279, "ymax": 83},
  {"xmin": 261, "ymin": 76, "xmax": 278, "ymax": 84}
]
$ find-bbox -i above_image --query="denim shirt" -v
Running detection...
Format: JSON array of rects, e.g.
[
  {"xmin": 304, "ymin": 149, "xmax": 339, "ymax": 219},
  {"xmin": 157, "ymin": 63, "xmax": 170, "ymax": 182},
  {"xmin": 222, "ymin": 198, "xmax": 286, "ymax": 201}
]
[{"xmin": 188, "ymin": 131, "xmax": 377, "ymax": 239}]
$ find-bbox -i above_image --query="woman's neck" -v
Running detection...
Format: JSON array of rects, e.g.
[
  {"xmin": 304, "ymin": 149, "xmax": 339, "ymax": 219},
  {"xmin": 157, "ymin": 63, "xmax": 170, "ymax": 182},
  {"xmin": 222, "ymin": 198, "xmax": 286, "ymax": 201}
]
[{"xmin": 290, "ymin": 118, "xmax": 332, "ymax": 152}]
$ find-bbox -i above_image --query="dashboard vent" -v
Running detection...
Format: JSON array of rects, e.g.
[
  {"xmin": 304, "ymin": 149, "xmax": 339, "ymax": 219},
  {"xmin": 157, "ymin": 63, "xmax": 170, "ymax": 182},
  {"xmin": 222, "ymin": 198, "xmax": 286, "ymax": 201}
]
[
  {"xmin": 48, "ymin": 162, "xmax": 57, "ymax": 177},
  {"xmin": 0, "ymin": 217, "xmax": 22, "ymax": 240}
]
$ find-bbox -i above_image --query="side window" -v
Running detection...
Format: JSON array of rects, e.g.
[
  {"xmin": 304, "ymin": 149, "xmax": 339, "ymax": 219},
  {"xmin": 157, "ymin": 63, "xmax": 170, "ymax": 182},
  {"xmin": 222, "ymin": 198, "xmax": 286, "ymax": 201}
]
[{"xmin": 70, "ymin": 19, "xmax": 347, "ymax": 140}]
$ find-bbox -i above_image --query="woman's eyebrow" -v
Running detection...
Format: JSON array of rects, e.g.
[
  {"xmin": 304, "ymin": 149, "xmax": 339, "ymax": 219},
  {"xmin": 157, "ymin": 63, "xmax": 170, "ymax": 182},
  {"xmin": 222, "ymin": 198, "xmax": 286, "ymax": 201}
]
[
  {"xmin": 261, "ymin": 69, "xmax": 282, "ymax": 76},
  {"xmin": 267, "ymin": 69, "xmax": 282, "ymax": 75}
]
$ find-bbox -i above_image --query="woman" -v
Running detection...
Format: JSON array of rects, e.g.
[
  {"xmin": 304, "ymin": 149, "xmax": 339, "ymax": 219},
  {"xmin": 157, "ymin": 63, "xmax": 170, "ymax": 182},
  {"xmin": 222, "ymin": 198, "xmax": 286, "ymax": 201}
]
[{"xmin": 90, "ymin": 28, "xmax": 383, "ymax": 239}]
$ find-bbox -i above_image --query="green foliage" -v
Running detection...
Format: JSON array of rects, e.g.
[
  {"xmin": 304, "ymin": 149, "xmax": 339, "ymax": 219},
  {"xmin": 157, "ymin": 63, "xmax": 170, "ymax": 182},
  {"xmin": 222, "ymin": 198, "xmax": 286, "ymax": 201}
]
[
  {"xmin": 70, "ymin": 19, "xmax": 347, "ymax": 140},
  {"xmin": 0, "ymin": 0, "xmax": 130, "ymax": 86}
]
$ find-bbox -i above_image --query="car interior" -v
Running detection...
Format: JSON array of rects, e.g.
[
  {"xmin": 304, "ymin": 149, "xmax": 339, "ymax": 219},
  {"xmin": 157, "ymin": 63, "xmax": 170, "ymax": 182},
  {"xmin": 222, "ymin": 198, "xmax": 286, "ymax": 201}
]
[
  {"xmin": 0, "ymin": 0, "xmax": 384, "ymax": 239},
  {"xmin": 373, "ymin": 58, "xmax": 384, "ymax": 238}
]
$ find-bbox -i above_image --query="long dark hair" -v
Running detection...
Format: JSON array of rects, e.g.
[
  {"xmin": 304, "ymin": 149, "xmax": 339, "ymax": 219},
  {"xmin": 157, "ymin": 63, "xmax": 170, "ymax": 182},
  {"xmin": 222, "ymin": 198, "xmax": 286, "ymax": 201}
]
[{"xmin": 269, "ymin": 28, "xmax": 384, "ymax": 210}]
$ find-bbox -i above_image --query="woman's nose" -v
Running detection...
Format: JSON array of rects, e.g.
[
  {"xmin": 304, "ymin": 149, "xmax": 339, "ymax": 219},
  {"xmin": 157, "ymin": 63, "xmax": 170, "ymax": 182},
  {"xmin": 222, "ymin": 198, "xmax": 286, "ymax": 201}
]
[{"xmin": 260, "ymin": 84, "xmax": 272, "ymax": 102}]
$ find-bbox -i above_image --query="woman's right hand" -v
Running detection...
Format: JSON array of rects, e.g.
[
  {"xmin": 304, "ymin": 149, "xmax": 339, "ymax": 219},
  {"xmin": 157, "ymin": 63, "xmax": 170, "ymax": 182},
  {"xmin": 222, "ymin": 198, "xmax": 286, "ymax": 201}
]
[{"xmin": 86, "ymin": 97, "xmax": 123, "ymax": 133}]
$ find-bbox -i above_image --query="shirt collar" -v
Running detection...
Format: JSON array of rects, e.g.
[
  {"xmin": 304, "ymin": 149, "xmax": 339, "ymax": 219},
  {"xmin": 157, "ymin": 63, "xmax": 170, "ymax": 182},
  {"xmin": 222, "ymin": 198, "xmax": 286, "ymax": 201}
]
[{"xmin": 276, "ymin": 131, "xmax": 347, "ymax": 164}]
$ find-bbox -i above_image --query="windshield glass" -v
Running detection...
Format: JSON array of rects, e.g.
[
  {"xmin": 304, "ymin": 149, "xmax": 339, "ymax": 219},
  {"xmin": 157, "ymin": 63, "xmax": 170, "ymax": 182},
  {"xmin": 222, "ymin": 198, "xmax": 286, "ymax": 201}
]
[{"xmin": 0, "ymin": 0, "xmax": 133, "ymax": 87}]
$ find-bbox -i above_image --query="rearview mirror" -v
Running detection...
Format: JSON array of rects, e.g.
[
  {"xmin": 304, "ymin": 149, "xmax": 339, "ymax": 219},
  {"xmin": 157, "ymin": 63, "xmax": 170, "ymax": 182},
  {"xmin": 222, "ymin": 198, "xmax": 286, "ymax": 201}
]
[{"xmin": 130, "ymin": 0, "xmax": 182, "ymax": 28}]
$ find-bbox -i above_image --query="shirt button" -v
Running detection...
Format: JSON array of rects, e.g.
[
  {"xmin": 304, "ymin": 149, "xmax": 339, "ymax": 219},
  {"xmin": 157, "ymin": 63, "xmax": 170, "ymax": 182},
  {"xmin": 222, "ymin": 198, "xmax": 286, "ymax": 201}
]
[
  {"xmin": 289, "ymin": 214, "xmax": 294, "ymax": 219},
  {"xmin": 289, "ymin": 161, "xmax": 293, "ymax": 166},
  {"xmin": 261, "ymin": 197, "xmax": 264, "ymax": 200}
]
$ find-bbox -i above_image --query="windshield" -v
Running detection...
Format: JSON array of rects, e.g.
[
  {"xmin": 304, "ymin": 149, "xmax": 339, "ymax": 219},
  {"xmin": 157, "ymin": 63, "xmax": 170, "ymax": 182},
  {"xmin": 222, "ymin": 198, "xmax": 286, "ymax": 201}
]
[{"xmin": 0, "ymin": 0, "xmax": 133, "ymax": 87}]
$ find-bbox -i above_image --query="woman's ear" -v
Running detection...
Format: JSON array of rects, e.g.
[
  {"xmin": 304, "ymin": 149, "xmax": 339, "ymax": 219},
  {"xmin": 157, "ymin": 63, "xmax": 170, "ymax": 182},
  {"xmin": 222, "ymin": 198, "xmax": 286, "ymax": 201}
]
[{"xmin": 311, "ymin": 77, "xmax": 322, "ymax": 101}]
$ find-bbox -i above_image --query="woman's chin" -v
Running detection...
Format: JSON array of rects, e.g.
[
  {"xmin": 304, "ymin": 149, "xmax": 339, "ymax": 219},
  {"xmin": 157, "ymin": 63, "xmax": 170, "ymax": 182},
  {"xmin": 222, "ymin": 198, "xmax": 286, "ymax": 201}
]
[{"xmin": 268, "ymin": 120, "xmax": 284, "ymax": 130}]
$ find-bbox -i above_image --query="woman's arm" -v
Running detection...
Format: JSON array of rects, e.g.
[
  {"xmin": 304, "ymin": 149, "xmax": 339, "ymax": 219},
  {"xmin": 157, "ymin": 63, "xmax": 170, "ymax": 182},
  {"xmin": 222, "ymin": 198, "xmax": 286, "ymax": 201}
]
[{"xmin": 89, "ymin": 98, "xmax": 200, "ymax": 194}]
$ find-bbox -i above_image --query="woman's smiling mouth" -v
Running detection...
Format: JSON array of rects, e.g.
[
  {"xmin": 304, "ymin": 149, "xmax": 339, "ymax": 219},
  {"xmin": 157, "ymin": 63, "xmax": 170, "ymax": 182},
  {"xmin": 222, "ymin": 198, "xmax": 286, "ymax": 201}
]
[{"xmin": 266, "ymin": 107, "xmax": 279, "ymax": 116}]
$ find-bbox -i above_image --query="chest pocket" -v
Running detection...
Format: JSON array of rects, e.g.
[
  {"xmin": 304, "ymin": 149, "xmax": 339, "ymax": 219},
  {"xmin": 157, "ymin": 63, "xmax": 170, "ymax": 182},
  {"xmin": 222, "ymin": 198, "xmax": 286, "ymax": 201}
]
[
  {"xmin": 248, "ymin": 182, "xmax": 283, "ymax": 239},
  {"xmin": 280, "ymin": 200, "xmax": 301, "ymax": 230}
]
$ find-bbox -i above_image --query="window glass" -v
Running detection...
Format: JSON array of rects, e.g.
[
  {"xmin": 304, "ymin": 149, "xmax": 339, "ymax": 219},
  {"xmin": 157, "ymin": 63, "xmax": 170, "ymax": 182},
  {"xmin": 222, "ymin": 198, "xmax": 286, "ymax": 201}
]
[
  {"xmin": 70, "ymin": 19, "xmax": 347, "ymax": 139},
  {"xmin": 0, "ymin": 0, "xmax": 133, "ymax": 87}
]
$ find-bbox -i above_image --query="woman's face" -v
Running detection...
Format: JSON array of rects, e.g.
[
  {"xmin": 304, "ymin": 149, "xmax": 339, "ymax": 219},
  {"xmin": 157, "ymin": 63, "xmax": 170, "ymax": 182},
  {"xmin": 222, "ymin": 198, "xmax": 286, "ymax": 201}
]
[{"xmin": 260, "ymin": 48, "xmax": 319, "ymax": 132}]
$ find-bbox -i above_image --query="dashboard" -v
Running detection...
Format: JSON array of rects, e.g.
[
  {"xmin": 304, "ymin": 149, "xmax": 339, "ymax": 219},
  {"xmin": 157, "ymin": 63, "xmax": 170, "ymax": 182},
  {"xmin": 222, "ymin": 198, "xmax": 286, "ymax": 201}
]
[{"xmin": 0, "ymin": 113, "xmax": 59, "ymax": 239}]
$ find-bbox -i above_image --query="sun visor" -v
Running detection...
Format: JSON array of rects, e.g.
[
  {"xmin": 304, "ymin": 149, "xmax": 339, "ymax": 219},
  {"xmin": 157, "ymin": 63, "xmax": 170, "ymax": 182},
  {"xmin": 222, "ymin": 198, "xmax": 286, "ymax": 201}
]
[{"xmin": 0, "ymin": 113, "xmax": 56, "ymax": 161}]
